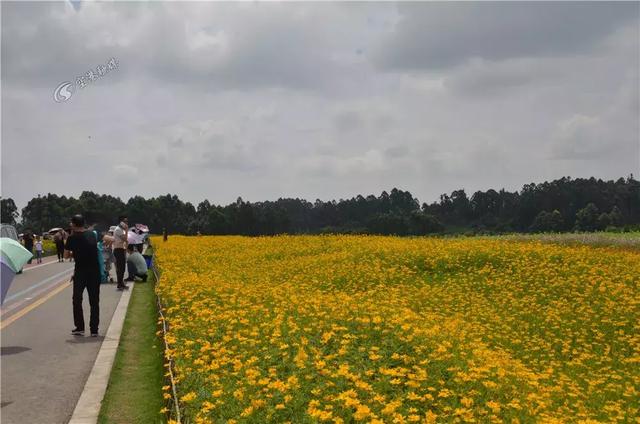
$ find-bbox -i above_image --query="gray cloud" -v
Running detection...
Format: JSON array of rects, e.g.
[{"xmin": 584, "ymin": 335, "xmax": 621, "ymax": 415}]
[
  {"xmin": 443, "ymin": 58, "xmax": 556, "ymax": 97},
  {"xmin": 156, "ymin": 153, "xmax": 168, "ymax": 167},
  {"xmin": 384, "ymin": 145, "xmax": 409, "ymax": 159},
  {"xmin": 334, "ymin": 111, "xmax": 363, "ymax": 133},
  {"xmin": 200, "ymin": 143, "xmax": 260, "ymax": 172},
  {"xmin": 375, "ymin": 2, "xmax": 637, "ymax": 71},
  {"xmin": 1, "ymin": 2, "xmax": 638, "ymax": 211}
]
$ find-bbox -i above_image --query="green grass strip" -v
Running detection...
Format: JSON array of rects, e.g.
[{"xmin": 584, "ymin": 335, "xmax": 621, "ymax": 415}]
[{"xmin": 98, "ymin": 273, "xmax": 164, "ymax": 424}]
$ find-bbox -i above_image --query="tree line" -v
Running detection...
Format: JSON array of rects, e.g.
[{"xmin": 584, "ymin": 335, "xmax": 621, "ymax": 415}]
[{"xmin": 1, "ymin": 175, "xmax": 638, "ymax": 236}]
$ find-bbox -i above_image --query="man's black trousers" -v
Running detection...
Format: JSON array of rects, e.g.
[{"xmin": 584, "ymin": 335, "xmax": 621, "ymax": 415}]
[
  {"xmin": 113, "ymin": 248, "xmax": 126, "ymax": 287},
  {"xmin": 72, "ymin": 270, "xmax": 100, "ymax": 333},
  {"xmin": 56, "ymin": 241, "xmax": 65, "ymax": 261}
]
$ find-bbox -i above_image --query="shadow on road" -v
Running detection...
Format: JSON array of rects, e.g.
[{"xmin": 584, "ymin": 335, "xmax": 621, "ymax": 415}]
[
  {"xmin": 1, "ymin": 346, "xmax": 31, "ymax": 356},
  {"xmin": 65, "ymin": 336, "xmax": 104, "ymax": 344}
]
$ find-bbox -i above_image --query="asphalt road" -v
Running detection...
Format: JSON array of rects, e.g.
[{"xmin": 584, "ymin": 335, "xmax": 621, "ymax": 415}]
[{"xmin": 1, "ymin": 256, "xmax": 123, "ymax": 424}]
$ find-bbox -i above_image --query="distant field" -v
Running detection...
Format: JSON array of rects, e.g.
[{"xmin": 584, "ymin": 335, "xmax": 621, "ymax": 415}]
[
  {"xmin": 498, "ymin": 232, "xmax": 640, "ymax": 251},
  {"xmin": 42, "ymin": 239, "xmax": 57, "ymax": 257},
  {"xmin": 155, "ymin": 235, "xmax": 639, "ymax": 423}
]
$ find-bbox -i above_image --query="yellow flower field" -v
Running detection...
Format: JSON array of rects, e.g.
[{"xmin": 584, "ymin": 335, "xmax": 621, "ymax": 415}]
[{"xmin": 154, "ymin": 236, "xmax": 639, "ymax": 423}]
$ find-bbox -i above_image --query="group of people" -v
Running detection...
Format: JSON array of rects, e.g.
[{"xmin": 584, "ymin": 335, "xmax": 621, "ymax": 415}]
[
  {"xmin": 100, "ymin": 215, "xmax": 148, "ymax": 290},
  {"xmin": 63, "ymin": 214, "xmax": 149, "ymax": 337},
  {"xmin": 22, "ymin": 229, "xmax": 69, "ymax": 263},
  {"xmin": 21, "ymin": 232, "xmax": 45, "ymax": 264}
]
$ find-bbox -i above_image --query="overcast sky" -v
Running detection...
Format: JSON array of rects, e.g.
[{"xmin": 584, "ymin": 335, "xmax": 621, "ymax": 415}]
[{"xmin": 2, "ymin": 1, "xmax": 639, "ymax": 210}]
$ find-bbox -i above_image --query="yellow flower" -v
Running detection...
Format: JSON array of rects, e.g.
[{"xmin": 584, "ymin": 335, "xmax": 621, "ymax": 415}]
[
  {"xmin": 180, "ymin": 391, "xmax": 196, "ymax": 403},
  {"xmin": 353, "ymin": 404, "xmax": 371, "ymax": 420},
  {"xmin": 425, "ymin": 410, "xmax": 438, "ymax": 424},
  {"xmin": 461, "ymin": 397, "xmax": 474, "ymax": 407},
  {"xmin": 486, "ymin": 400, "xmax": 501, "ymax": 413},
  {"xmin": 154, "ymin": 235, "xmax": 640, "ymax": 423}
]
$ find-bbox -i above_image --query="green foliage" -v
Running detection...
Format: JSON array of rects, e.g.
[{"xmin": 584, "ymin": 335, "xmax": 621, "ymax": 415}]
[
  {"xmin": 530, "ymin": 210, "xmax": 564, "ymax": 233},
  {"xmin": 12, "ymin": 175, "xmax": 640, "ymax": 236},
  {"xmin": 574, "ymin": 203, "xmax": 600, "ymax": 231},
  {"xmin": 1, "ymin": 197, "xmax": 19, "ymax": 225},
  {"xmin": 608, "ymin": 206, "xmax": 623, "ymax": 227}
]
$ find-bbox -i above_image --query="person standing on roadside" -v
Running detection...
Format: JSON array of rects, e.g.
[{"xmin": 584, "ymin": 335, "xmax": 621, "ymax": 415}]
[
  {"xmin": 54, "ymin": 230, "xmax": 65, "ymax": 262},
  {"xmin": 102, "ymin": 227, "xmax": 116, "ymax": 283},
  {"xmin": 35, "ymin": 236, "xmax": 43, "ymax": 264},
  {"xmin": 65, "ymin": 228, "xmax": 73, "ymax": 261},
  {"xmin": 23, "ymin": 231, "xmax": 34, "ymax": 264},
  {"xmin": 64, "ymin": 214, "xmax": 101, "ymax": 337},
  {"xmin": 113, "ymin": 215, "xmax": 129, "ymax": 291}
]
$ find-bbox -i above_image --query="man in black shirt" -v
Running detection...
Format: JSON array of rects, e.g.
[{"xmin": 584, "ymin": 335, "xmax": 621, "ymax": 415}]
[
  {"xmin": 23, "ymin": 231, "xmax": 34, "ymax": 264},
  {"xmin": 64, "ymin": 214, "xmax": 100, "ymax": 337}
]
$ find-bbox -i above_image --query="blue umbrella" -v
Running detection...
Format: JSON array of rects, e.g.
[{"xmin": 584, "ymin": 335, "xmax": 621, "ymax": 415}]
[{"xmin": 1, "ymin": 256, "xmax": 16, "ymax": 304}]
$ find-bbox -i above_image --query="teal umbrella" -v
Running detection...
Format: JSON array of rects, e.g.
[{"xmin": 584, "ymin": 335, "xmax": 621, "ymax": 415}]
[{"xmin": 0, "ymin": 237, "xmax": 33, "ymax": 273}]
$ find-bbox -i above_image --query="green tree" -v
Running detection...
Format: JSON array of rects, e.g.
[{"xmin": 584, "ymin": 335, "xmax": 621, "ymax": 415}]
[
  {"xmin": 574, "ymin": 203, "xmax": 600, "ymax": 232},
  {"xmin": 367, "ymin": 212, "xmax": 409, "ymax": 235},
  {"xmin": 608, "ymin": 206, "xmax": 622, "ymax": 227},
  {"xmin": 530, "ymin": 210, "xmax": 564, "ymax": 232},
  {"xmin": 408, "ymin": 211, "xmax": 443, "ymax": 234},
  {"xmin": 597, "ymin": 213, "xmax": 611, "ymax": 230},
  {"xmin": 1, "ymin": 198, "xmax": 19, "ymax": 225}
]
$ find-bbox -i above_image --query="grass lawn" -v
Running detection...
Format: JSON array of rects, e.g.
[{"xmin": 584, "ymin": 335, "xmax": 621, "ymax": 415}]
[{"xmin": 98, "ymin": 271, "xmax": 164, "ymax": 424}]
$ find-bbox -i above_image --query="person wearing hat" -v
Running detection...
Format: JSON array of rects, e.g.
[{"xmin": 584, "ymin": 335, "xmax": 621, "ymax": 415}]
[{"xmin": 64, "ymin": 214, "xmax": 101, "ymax": 337}]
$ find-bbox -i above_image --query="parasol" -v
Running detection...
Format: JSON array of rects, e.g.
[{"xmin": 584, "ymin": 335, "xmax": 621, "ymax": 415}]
[
  {"xmin": 1, "ymin": 257, "xmax": 16, "ymax": 304},
  {"xmin": 128, "ymin": 229, "xmax": 145, "ymax": 245},
  {"xmin": 0, "ymin": 237, "xmax": 33, "ymax": 273},
  {"xmin": 135, "ymin": 224, "xmax": 149, "ymax": 233}
]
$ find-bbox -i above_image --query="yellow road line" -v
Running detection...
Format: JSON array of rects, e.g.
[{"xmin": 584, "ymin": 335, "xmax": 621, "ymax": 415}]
[{"xmin": 0, "ymin": 282, "xmax": 70, "ymax": 330}]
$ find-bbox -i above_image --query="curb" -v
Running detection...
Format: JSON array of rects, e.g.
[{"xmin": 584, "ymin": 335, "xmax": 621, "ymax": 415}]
[{"xmin": 68, "ymin": 283, "xmax": 134, "ymax": 424}]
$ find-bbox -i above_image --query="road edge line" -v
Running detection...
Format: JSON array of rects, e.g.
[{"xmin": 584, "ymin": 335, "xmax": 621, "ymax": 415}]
[
  {"xmin": 22, "ymin": 257, "xmax": 64, "ymax": 271},
  {"xmin": 0, "ymin": 281, "xmax": 71, "ymax": 330},
  {"xmin": 68, "ymin": 283, "xmax": 135, "ymax": 424}
]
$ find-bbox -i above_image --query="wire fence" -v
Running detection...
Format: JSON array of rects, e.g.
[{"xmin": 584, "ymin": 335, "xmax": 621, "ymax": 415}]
[{"xmin": 152, "ymin": 257, "xmax": 182, "ymax": 424}]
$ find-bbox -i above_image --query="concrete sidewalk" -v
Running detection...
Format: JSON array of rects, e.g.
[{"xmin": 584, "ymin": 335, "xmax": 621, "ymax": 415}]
[{"xmin": 1, "ymin": 264, "xmax": 125, "ymax": 424}]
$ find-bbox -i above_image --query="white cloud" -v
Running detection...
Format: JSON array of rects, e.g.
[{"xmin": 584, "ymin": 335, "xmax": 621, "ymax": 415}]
[
  {"xmin": 113, "ymin": 164, "xmax": 139, "ymax": 182},
  {"xmin": 550, "ymin": 115, "xmax": 603, "ymax": 159},
  {"xmin": 298, "ymin": 149, "xmax": 386, "ymax": 177}
]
